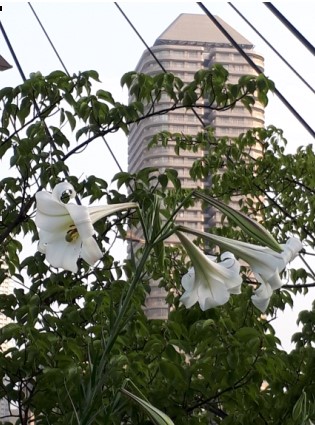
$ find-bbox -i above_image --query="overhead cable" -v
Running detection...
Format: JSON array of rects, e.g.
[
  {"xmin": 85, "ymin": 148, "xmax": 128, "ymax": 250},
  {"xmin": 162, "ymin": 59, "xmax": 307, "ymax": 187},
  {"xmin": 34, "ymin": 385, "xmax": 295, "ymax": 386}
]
[
  {"xmin": 115, "ymin": 3, "xmax": 167, "ymax": 74},
  {"xmin": 264, "ymin": 3, "xmax": 315, "ymax": 56},
  {"xmin": 197, "ymin": 2, "xmax": 315, "ymax": 139},
  {"xmin": 28, "ymin": 3, "xmax": 70, "ymax": 76},
  {"xmin": 114, "ymin": 2, "xmax": 206, "ymax": 128},
  {"xmin": 0, "ymin": 17, "xmax": 85, "ymax": 205},
  {"xmin": 228, "ymin": 3, "xmax": 315, "ymax": 95},
  {"xmin": 0, "ymin": 20, "xmax": 27, "ymax": 81},
  {"xmin": 28, "ymin": 2, "xmax": 124, "ymax": 173},
  {"xmin": 0, "ymin": 17, "xmax": 83, "ymax": 205}
]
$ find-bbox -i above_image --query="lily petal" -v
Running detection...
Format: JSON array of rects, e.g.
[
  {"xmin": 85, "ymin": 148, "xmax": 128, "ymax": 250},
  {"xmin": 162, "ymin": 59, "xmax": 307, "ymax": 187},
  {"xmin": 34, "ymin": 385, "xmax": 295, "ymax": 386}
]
[
  {"xmin": 88, "ymin": 202, "xmax": 138, "ymax": 225},
  {"xmin": 35, "ymin": 191, "xmax": 72, "ymax": 233},
  {"xmin": 36, "ymin": 210, "xmax": 72, "ymax": 233},
  {"xmin": 177, "ymin": 232, "xmax": 242, "ymax": 311},
  {"xmin": 180, "ymin": 270, "xmax": 199, "ymax": 309},
  {"xmin": 251, "ymin": 281, "xmax": 273, "ymax": 312},
  {"xmin": 52, "ymin": 181, "xmax": 76, "ymax": 202},
  {"xmin": 36, "ymin": 191, "xmax": 69, "ymax": 216},
  {"xmin": 45, "ymin": 235, "xmax": 81, "ymax": 273},
  {"xmin": 81, "ymin": 237, "xmax": 103, "ymax": 266},
  {"xmin": 37, "ymin": 229, "xmax": 65, "ymax": 252},
  {"xmin": 35, "ymin": 182, "xmax": 77, "ymax": 231},
  {"xmin": 196, "ymin": 277, "xmax": 230, "ymax": 310},
  {"xmin": 66, "ymin": 204, "xmax": 94, "ymax": 240},
  {"xmin": 220, "ymin": 253, "xmax": 242, "ymax": 295}
]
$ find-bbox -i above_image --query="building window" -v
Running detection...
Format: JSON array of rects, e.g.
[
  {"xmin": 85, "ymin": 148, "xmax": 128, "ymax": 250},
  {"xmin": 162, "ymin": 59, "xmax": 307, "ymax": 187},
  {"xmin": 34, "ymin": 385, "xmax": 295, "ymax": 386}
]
[{"xmin": 188, "ymin": 51, "xmax": 199, "ymax": 58}]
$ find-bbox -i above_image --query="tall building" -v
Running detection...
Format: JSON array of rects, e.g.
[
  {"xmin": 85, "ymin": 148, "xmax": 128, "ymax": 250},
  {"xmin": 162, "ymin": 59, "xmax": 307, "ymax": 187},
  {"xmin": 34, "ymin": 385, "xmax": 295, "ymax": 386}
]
[
  {"xmin": 128, "ymin": 14, "xmax": 265, "ymax": 319},
  {"xmin": 0, "ymin": 276, "xmax": 14, "ymax": 420}
]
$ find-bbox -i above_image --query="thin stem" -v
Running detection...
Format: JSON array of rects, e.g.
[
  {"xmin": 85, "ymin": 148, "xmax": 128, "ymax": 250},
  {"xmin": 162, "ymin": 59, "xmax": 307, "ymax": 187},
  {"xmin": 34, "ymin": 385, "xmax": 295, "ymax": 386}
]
[
  {"xmin": 105, "ymin": 244, "xmax": 152, "ymax": 353},
  {"xmin": 283, "ymin": 283, "xmax": 315, "ymax": 288},
  {"xmin": 80, "ymin": 243, "xmax": 153, "ymax": 425},
  {"xmin": 61, "ymin": 96, "xmax": 248, "ymax": 162},
  {"xmin": 155, "ymin": 190, "xmax": 195, "ymax": 244},
  {"xmin": 299, "ymin": 253, "xmax": 315, "ymax": 278}
]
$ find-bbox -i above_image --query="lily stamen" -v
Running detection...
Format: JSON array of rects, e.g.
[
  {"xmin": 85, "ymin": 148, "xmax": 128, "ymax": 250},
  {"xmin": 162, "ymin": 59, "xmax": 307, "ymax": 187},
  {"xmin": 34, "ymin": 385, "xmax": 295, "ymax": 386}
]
[{"xmin": 65, "ymin": 227, "xmax": 79, "ymax": 243}]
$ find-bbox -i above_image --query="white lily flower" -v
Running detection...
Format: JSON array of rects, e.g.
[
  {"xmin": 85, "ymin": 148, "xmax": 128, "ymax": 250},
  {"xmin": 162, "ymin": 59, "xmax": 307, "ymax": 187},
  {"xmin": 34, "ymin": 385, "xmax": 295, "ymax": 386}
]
[
  {"xmin": 179, "ymin": 227, "xmax": 303, "ymax": 312},
  {"xmin": 177, "ymin": 232, "xmax": 242, "ymax": 311},
  {"xmin": 35, "ymin": 182, "xmax": 138, "ymax": 273}
]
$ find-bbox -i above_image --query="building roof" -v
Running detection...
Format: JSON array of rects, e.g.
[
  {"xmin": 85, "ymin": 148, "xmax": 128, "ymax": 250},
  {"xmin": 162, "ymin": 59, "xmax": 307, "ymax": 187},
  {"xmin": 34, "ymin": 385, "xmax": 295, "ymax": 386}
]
[
  {"xmin": 156, "ymin": 13, "xmax": 253, "ymax": 47},
  {"xmin": 0, "ymin": 55, "xmax": 12, "ymax": 71}
]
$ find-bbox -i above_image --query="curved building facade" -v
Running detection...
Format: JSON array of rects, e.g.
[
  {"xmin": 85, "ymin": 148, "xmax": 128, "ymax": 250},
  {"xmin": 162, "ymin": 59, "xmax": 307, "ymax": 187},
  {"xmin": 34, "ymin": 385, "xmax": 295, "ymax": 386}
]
[{"xmin": 128, "ymin": 14, "xmax": 265, "ymax": 319}]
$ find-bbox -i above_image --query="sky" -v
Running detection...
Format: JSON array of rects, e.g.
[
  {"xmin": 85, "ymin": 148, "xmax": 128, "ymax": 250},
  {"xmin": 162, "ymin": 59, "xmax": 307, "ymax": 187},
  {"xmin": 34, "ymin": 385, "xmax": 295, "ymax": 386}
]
[{"xmin": 1, "ymin": 1, "xmax": 315, "ymax": 350}]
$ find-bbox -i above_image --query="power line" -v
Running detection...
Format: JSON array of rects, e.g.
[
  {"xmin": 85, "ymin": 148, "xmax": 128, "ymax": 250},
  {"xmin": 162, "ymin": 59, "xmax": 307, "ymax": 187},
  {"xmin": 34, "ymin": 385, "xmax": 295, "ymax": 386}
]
[
  {"xmin": 114, "ymin": 3, "xmax": 167, "ymax": 74},
  {"xmin": 0, "ymin": 17, "xmax": 83, "ymax": 204},
  {"xmin": 114, "ymin": 2, "xmax": 207, "ymax": 128},
  {"xmin": 264, "ymin": 3, "xmax": 315, "ymax": 56},
  {"xmin": 0, "ymin": 20, "xmax": 27, "ymax": 81},
  {"xmin": 28, "ymin": 2, "xmax": 124, "ymax": 173},
  {"xmin": 28, "ymin": 3, "xmax": 70, "ymax": 76},
  {"xmin": 228, "ymin": 3, "xmax": 315, "ymax": 96},
  {"xmin": 197, "ymin": 2, "xmax": 315, "ymax": 139}
]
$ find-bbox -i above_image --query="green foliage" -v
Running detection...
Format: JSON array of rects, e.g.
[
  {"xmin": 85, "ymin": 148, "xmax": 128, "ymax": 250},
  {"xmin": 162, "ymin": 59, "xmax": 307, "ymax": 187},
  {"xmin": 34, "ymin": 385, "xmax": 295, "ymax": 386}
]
[
  {"xmin": 121, "ymin": 65, "xmax": 273, "ymax": 117},
  {"xmin": 0, "ymin": 67, "xmax": 314, "ymax": 425}
]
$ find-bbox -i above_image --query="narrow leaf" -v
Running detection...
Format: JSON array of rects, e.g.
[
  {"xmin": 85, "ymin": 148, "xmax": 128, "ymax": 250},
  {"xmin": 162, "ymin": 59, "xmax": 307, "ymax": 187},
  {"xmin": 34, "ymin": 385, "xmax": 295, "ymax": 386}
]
[
  {"xmin": 195, "ymin": 191, "xmax": 283, "ymax": 253},
  {"xmin": 121, "ymin": 389, "xmax": 175, "ymax": 425}
]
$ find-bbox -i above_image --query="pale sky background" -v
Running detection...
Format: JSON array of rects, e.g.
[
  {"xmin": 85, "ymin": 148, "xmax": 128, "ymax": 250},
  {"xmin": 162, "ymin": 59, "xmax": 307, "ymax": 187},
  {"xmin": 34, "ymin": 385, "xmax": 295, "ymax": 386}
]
[{"xmin": 1, "ymin": 1, "xmax": 315, "ymax": 350}]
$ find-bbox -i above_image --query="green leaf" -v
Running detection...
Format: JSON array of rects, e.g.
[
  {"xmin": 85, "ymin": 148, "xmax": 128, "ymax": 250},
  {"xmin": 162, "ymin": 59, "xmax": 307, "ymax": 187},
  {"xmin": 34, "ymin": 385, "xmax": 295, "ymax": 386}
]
[
  {"xmin": 120, "ymin": 71, "xmax": 137, "ymax": 88},
  {"xmin": 76, "ymin": 125, "xmax": 90, "ymax": 140},
  {"xmin": 96, "ymin": 89, "xmax": 115, "ymax": 105},
  {"xmin": 65, "ymin": 111, "xmax": 76, "ymax": 131},
  {"xmin": 60, "ymin": 108, "xmax": 65, "ymax": 125},
  {"xmin": 85, "ymin": 70, "xmax": 100, "ymax": 82},
  {"xmin": 121, "ymin": 389, "xmax": 175, "ymax": 425},
  {"xmin": 112, "ymin": 171, "xmax": 133, "ymax": 189},
  {"xmin": 47, "ymin": 70, "xmax": 68, "ymax": 79},
  {"xmin": 292, "ymin": 390, "xmax": 308, "ymax": 423},
  {"xmin": 235, "ymin": 327, "xmax": 260, "ymax": 343},
  {"xmin": 165, "ymin": 169, "xmax": 181, "ymax": 191}
]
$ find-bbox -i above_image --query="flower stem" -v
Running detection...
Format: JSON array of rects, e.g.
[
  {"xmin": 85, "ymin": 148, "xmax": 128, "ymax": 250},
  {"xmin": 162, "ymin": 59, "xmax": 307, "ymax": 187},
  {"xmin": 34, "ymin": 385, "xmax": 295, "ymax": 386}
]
[
  {"xmin": 80, "ymin": 243, "xmax": 153, "ymax": 425},
  {"xmin": 105, "ymin": 243, "xmax": 152, "ymax": 353}
]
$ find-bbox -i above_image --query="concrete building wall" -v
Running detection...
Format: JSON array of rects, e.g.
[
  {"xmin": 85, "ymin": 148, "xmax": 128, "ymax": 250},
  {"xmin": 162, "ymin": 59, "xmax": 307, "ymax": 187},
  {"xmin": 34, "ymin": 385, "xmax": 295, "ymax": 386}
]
[{"xmin": 0, "ymin": 276, "xmax": 14, "ymax": 420}]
